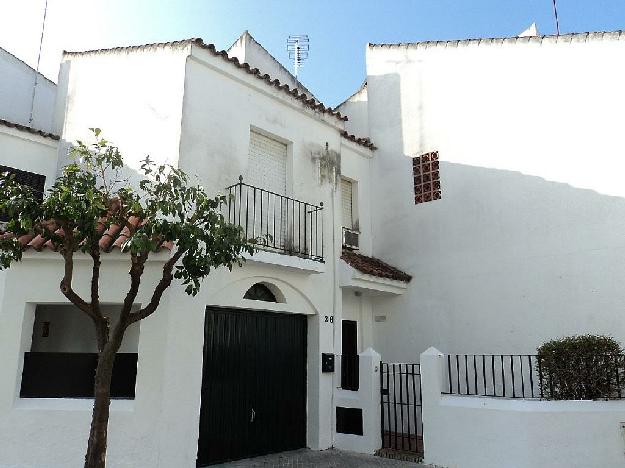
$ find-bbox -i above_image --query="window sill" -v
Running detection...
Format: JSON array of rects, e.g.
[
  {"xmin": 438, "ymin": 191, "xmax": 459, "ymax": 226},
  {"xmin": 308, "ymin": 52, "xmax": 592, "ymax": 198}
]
[{"xmin": 14, "ymin": 398, "xmax": 135, "ymax": 412}]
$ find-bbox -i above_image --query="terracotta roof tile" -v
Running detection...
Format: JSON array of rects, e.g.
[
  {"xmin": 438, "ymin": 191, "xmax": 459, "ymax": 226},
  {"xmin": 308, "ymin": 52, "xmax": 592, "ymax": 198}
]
[
  {"xmin": 340, "ymin": 130, "xmax": 377, "ymax": 150},
  {"xmin": 369, "ymin": 30, "xmax": 625, "ymax": 49},
  {"xmin": 0, "ymin": 118, "xmax": 60, "ymax": 140},
  {"xmin": 341, "ymin": 250, "xmax": 411, "ymax": 282},
  {"xmin": 64, "ymin": 38, "xmax": 348, "ymax": 123},
  {"xmin": 1, "ymin": 218, "xmax": 171, "ymax": 254}
]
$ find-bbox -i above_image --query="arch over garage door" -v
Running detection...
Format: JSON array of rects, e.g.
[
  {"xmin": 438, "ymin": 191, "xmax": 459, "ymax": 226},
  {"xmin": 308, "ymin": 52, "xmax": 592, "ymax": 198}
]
[{"xmin": 209, "ymin": 276, "xmax": 318, "ymax": 315}]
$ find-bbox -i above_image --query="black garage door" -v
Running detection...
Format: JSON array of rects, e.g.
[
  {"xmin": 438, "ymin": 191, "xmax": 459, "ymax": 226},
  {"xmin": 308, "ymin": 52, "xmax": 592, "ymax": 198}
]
[{"xmin": 197, "ymin": 307, "xmax": 307, "ymax": 466}]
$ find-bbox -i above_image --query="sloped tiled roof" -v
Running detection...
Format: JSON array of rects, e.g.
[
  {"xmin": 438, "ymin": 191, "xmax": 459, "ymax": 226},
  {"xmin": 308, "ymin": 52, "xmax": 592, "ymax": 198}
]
[
  {"xmin": 341, "ymin": 250, "xmax": 411, "ymax": 282},
  {"xmin": 64, "ymin": 38, "xmax": 348, "ymax": 123},
  {"xmin": 0, "ymin": 118, "xmax": 60, "ymax": 140},
  {"xmin": 340, "ymin": 130, "xmax": 376, "ymax": 150},
  {"xmin": 1, "ymin": 217, "xmax": 172, "ymax": 253},
  {"xmin": 227, "ymin": 31, "xmax": 318, "ymax": 102},
  {"xmin": 369, "ymin": 30, "xmax": 625, "ymax": 49}
]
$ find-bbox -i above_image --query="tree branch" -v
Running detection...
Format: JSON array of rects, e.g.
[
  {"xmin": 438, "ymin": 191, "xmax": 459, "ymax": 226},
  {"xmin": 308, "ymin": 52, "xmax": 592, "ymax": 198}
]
[
  {"xmin": 125, "ymin": 250, "xmax": 184, "ymax": 325},
  {"xmin": 90, "ymin": 246, "xmax": 102, "ymax": 315},
  {"xmin": 89, "ymin": 245, "xmax": 109, "ymax": 350},
  {"xmin": 59, "ymin": 228, "xmax": 109, "ymax": 350},
  {"xmin": 59, "ymin": 229, "xmax": 93, "ymax": 318},
  {"xmin": 118, "ymin": 251, "xmax": 149, "ymax": 328}
]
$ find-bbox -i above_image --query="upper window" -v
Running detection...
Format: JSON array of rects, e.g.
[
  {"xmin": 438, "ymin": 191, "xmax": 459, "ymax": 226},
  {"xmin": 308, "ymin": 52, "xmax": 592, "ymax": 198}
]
[
  {"xmin": 412, "ymin": 151, "xmax": 441, "ymax": 204},
  {"xmin": 341, "ymin": 178, "xmax": 354, "ymax": 230},
  {"xmin": 245, "ymin": 130, "xmax": 287, "ymax": 195}
]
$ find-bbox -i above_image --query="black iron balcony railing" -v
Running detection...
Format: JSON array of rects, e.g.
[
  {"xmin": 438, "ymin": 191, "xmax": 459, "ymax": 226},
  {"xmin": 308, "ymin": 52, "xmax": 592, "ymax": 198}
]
[{"xmin": 226, "ymin": 177, "xmax": 324, "ymax": 262}]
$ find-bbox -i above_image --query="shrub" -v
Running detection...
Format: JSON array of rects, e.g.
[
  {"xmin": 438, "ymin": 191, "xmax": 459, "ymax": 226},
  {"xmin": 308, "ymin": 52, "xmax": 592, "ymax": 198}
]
[{"xmin": 536, "ymin": 335, "xmax": 625, "ymax": 400}]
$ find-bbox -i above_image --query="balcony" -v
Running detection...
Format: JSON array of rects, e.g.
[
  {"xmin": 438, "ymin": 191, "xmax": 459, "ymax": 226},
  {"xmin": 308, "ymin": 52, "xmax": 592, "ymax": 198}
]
[{"xmin": 226, "ymin": 177, "xmax": 324, "ymax": 262}]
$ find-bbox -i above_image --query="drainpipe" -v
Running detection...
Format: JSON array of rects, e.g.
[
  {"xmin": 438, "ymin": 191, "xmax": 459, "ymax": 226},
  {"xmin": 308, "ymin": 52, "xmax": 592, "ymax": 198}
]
[{"xmin": 329, "ymin": 142, "xmax": 339, "ymax": 448}]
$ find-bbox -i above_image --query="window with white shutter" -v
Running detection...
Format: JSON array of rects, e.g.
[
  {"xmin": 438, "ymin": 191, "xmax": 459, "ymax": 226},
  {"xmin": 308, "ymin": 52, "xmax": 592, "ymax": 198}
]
[
  {"xmin": 341, "ymin": 178, "xmax": 353, "ymax": 229},
  {"xmin": 245, "ymin": 131, "xmax": 287, "ymax": 195},
  {"xmin": 245, "ymin": 130, "xmax": 289, "ymax": 248}
]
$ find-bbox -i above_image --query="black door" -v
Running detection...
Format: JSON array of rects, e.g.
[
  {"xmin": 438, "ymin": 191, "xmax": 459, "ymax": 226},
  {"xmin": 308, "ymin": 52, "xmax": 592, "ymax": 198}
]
[
  {"xmin": 197, "ymin": 308, "xmax": 307, "ymax": 466},
  {"xmin": 341, "ymin": 320, "xmax": 359, "ymax": 390}
]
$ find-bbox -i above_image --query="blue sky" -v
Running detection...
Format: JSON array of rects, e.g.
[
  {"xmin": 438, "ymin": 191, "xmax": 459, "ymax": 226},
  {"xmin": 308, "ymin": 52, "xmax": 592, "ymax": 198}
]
[{"xmin": 1, "ymin": 1, "xmax": 624, "ymax": 106}]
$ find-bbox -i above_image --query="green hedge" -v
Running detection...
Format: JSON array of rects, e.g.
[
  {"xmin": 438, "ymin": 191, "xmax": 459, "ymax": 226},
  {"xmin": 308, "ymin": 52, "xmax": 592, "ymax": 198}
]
[{"xmin": 536, "ymin": 335, "xmax": 625, "ymax": 400}]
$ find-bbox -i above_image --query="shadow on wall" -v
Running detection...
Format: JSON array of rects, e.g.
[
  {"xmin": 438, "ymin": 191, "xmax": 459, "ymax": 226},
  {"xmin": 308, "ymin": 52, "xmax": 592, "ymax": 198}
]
[
  {"xmin": 368, "ymin": 73, "xmax": 625, "ymax": 361},
  {"xmin": 373, "ymin": 159, "xmax": 625, "ymax": 362}
]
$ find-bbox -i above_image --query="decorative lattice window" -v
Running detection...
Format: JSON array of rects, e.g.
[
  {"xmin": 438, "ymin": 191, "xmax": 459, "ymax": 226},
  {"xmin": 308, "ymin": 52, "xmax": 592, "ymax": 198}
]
[{"xmin": 412, "ymin": 151, "xmax": 441, "ymax": 204}]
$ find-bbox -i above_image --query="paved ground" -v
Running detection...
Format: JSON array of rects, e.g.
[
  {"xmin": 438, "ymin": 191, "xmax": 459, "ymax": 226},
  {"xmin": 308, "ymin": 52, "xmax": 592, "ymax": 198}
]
[{"xmin": 211, "ymin": 448, "xmax": 430, "ymax": 467}]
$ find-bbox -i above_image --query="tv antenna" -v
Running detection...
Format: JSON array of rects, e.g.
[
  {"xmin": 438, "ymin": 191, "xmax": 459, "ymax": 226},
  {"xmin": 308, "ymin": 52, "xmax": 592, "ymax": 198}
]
[
  {"xmin": 551, "ymin": 0, "xmax": 561, "ymax": 35},
  {"xmin": 287, "ymin": 35, "xmax": 309, "ymax": 79}
]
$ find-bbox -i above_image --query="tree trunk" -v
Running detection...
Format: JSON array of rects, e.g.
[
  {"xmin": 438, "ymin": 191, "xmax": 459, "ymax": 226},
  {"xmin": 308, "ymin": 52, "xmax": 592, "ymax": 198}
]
[{"xmin": 84, "ymin": 346, "xmax": 117, "ymax": 468}]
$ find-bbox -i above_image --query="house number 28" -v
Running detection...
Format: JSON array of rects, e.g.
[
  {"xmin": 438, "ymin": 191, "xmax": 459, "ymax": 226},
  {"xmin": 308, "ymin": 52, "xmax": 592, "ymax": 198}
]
[{"xmin": 324, "ymin": 316, "xmax": 334, "ymax": 323}]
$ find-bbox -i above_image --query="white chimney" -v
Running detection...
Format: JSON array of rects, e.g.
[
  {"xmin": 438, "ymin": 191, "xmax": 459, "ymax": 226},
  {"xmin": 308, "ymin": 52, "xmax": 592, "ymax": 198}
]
[{"xmin": 518, "ymin": 22, "xmax": 540, "ymax": 38}]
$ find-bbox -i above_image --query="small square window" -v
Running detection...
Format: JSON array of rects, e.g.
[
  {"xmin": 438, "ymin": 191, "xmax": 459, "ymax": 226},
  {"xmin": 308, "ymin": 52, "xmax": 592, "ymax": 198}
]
[{"xmin": 412, "ymin": 152, "xmax": 441, "ymax": 204}]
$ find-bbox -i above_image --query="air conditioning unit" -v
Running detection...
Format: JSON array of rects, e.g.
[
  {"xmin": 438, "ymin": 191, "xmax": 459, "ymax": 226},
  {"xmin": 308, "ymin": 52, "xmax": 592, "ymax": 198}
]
[{"xmin": 342, "ymin": 227, "xmax": 360, "ymax": 250}]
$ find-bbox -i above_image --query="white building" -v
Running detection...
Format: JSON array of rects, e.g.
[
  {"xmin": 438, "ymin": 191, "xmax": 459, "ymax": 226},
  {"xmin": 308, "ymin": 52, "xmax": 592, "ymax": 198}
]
[
  {"xmin": 1, "ymin": 27, "xmax": 625, "ymax": 468},
  {"xmin": 338, "ymin": 30, "xmax": 625, "ymax": 361},
  {"xmin": 0, "ymin": 33, "xmax": 407, "ymax": 468}
]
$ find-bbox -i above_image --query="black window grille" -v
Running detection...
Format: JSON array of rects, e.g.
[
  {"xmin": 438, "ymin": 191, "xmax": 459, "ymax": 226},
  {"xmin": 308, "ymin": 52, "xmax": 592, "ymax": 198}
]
[{"xmin": 0, "ymin": 165, "xmax": 46, "ymax": 222}]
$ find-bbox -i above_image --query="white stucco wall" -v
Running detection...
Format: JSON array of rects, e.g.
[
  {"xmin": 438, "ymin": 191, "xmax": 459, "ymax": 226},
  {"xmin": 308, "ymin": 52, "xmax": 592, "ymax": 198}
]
[
  {"xmin": 0, "ymin": 48, "xmax": 56, "ymax": 132},
  {"xmin": 421, "ymin": 348, "xmax": 625, "ymax": 468},
  {"xmin": 367, "ymin": 32, "xmax": 625, "ymax": 361},
  {"xmin": 57, "ymin": 44, "xmax": 190, "ymax": 175},
  {"xmin": 337, "ymin": 84, "xmax": 369, "ymax": 138},
  {"xmin": 0, "ymin": 126, "xmax": 59, "ymax": 188}
]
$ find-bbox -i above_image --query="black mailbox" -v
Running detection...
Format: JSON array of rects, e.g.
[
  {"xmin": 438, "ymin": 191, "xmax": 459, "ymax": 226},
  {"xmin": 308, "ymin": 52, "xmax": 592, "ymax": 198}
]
[{"xmin": 321, "ymin": 353, "xmax": 335, "ymax": 373}]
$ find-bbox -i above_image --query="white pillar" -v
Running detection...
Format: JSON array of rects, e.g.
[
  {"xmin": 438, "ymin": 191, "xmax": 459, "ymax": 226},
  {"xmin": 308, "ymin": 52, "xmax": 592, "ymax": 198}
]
[
  {"xmin": 333, "ymin": 347, "xmax": 382, "ymax": 454},
  {"xmin": 419, "ymin": 346, "xmax": 444, "ymax": 466}
]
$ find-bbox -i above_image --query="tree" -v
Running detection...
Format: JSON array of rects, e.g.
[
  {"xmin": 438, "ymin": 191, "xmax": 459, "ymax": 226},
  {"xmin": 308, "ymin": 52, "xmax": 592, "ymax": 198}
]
[{"xmin": 0, "ymin": 129, "xmax": 255, "ymax": 468}]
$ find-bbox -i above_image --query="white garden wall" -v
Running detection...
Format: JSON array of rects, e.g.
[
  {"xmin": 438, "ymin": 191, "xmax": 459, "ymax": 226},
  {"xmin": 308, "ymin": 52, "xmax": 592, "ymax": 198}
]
[{"xmin": 421, "ymin": 348, "xmax": 625, "ymax": 468}]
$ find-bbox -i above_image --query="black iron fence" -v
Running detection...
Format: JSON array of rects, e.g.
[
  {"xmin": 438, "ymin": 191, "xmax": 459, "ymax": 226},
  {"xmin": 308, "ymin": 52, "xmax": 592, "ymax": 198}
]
[
  {"xmin": 226, "ymin": 177, "xmax": 324, "ymax": 262},
  {"xmin": 341, "ymin": 354, "xmax": 359, "ymax": 391},
  {"xmin": 444, "ymin": 354, "xmax": 539, "ymax": 399},
  {"xmin": 443, "ymin": 354, "xmax": 625, "ymax": 400},
  {"xmin": 380, "ymin": 362, "xmax": 423, "ymax": 455}
]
